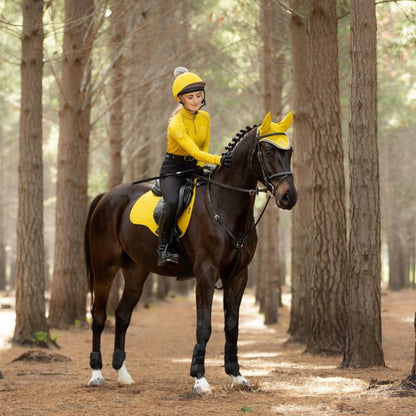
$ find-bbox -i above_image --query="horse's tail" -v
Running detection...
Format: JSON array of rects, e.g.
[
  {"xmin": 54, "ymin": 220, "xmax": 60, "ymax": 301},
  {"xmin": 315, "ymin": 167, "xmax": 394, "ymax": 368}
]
[{"xmin": 85, "ymin": 192, "xmax": 106, "ymax": 306}]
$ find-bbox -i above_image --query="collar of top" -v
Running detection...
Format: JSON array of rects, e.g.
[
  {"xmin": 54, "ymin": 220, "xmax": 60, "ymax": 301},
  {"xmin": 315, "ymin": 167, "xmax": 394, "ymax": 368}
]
[{"xmin": 180, "ymin": 107, "xmax": 198, "ymax": 119}]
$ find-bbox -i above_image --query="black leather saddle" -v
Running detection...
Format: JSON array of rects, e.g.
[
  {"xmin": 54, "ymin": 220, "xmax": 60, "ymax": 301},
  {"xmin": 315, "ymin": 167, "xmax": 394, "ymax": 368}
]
[{"xmin": 152, "ymin": 179, "xmax": 195, "ymax": 233}]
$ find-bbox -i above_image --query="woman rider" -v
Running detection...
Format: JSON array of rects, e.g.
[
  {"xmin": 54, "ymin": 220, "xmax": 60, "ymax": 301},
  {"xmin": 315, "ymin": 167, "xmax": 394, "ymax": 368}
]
[{"xmin": 157, "ymin": 67, "xmax": 232, "ymax": 266}]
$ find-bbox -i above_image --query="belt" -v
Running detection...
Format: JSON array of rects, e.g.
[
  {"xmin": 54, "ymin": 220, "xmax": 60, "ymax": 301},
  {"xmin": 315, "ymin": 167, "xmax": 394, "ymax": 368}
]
[{"xmin": 165, "ymin": 153, "xmax": 195, "ymax": 162}]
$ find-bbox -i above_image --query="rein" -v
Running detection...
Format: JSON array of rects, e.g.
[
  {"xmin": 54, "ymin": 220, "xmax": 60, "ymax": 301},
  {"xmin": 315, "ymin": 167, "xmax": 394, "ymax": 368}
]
[
  {"xmin": 131, "ymin": 168, "xmax": 196, "ymax": 185},
  {"xmin": 205, "ymin": 176, "xmax": 271, "ymax": 290}
]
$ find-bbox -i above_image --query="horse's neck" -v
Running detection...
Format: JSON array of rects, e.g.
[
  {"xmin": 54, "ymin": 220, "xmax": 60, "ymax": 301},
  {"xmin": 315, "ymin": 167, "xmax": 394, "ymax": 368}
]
[
  {"xmin": 210, "ymin": 136, "xmax": 258, "ymax": 220},
  {"xmin": 214, "ymin": 135, "xmax": 258, "ymax": 190}
]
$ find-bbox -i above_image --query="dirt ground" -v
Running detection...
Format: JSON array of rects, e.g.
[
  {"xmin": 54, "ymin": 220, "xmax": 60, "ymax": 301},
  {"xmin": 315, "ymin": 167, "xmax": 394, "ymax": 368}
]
[{"xmin": 0, "ymin": 287, "xmax": 415, "ymax": 416}]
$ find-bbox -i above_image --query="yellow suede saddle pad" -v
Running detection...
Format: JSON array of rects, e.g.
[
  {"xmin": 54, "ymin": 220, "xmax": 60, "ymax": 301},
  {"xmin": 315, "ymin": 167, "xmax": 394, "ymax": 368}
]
[{"xmin": 129, "ymin": 187, "xmax": 197, "ymax": 237}]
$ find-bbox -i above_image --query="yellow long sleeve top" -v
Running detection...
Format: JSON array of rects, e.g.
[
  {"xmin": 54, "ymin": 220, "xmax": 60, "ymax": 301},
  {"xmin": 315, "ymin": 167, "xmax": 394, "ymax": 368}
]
[{"xmin": 167, "ymin": 108, "xmax": 222, "ymax": 166}]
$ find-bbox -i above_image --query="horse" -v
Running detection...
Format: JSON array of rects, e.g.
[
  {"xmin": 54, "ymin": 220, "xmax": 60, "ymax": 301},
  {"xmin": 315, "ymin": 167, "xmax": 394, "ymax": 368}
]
[{"xmin": 85, "ymin": 111, "xmax": 297, "ymax": 394}]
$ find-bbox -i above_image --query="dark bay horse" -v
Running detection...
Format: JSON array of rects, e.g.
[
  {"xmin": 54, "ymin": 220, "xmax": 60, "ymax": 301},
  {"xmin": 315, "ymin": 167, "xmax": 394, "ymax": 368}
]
[{"xmin": 86, "ymin": 111, "xmax": 297, "ymax": 393}]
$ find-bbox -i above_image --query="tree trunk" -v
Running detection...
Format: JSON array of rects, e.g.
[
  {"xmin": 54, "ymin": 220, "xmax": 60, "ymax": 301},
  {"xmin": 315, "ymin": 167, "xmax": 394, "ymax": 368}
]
[
  {"xmin": 306, "ymin": 0, "xmax": 347, "ymax": 355},
  {"xmin": 0, "ymin": 122, "xmax": 4, "ymax": 291},
  {"xmin": 49, "ymin": 0, "xmax": 94, "ymax": 329},
  {"xmin": 106, "ymin": 0, "xmax": 126, "ymax": 315},
  {"xmin": 385, "ymin": 130, "xmax": 413, "ymax": 291},
  {"xmin": 0, "ymin": 155, "xmax": 5, "ymax": 291},
  {"xmin": 156, "ymin": 277, "xmax": 171, "ymax": 300},
  {"xmin": 288, "ymin": 0, "xmax": 312, "ymax": 344},
  {"xmin": 342, "ymin": 0, "xmax": 384, "ymax": 368},
  {"xmin": 261, "ymin": 0, "xmax": 286, "ymax": 325},
  {"xmin": 13, "ymin": 0, "xmax": 48, "ymax": 345},
  {"xmin": 255, "ymin": 218, "xmax": 266, "ymax": 313},
  {"xmin": 400, "ymin": 312, "xmax": 416, "ymax": 388},
  {"xmin": 264, "ymin": 206, "xmax": 279, "ymax": 325},
  {"xmin": 108, "ymin": 0, "xmax": 124, "ymax": 189},
  {"xmin": 387, "ymin": 226, "xmax": 405, "ymax": 290}
]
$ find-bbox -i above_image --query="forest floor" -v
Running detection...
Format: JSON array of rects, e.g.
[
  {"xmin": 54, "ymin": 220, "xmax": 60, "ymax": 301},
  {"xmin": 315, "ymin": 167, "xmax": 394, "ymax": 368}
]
[{"xmin": 0, "ymin": 287, "xmax": 415, "ymax": 416}]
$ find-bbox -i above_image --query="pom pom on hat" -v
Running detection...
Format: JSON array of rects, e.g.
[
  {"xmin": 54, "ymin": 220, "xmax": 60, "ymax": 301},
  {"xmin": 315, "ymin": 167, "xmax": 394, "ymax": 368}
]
[{"xmin": 174, "ymin": 66, "xmax": 189, "ymax": 77}]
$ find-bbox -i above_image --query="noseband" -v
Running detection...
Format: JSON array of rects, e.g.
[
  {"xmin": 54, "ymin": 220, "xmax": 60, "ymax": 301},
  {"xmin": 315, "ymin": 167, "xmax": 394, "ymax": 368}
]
[{"xmin": 256, "ymin": 133, "xmax": 293, "ymax": 195}]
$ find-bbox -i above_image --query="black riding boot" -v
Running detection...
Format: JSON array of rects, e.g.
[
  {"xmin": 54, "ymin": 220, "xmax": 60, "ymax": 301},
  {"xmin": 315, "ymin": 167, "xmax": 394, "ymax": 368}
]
[{"xmin": 157, "ymin": 209, "xmax": 179, "ymax": 267}]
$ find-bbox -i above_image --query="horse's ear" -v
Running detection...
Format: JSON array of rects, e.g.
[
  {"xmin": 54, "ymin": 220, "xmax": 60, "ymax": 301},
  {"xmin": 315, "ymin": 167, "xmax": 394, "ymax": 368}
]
[
  {"xmin": 259, "ymin": 111, "xmax": 272, "ymax": 135},
  {"xmin": 278, "ymin": 111, "xmax": 294, "ymax": 132}
]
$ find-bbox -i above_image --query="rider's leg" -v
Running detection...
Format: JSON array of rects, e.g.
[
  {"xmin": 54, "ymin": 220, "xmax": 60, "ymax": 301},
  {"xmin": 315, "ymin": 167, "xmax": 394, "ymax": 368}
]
[
  {"xmin": 158, "ymin": 159, "xmax": 191, "ymax": 266},
  {"xmin": 157, "ymin": 205, "xmax": 179, "ymax": 266}
]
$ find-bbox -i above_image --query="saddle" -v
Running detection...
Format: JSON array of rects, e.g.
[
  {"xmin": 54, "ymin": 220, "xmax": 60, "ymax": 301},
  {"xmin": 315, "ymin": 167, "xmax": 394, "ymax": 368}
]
[
  {"xmin": 152, "ymin": 179, "xmax": 196, "ymax": 280},
  {"xmin": 151, "ymin": 179, "xmax": 195, "ymax": 233},
  {"xmin": 129, "ymin": 179, "xmax": 197, "ymax": 238}
]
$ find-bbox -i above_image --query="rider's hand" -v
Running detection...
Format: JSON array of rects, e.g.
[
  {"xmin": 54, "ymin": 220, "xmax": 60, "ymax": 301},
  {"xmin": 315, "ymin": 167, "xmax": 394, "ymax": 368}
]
[{"xmin": 220, "ymin": 152, "xmax": 232, "ymax": 168}]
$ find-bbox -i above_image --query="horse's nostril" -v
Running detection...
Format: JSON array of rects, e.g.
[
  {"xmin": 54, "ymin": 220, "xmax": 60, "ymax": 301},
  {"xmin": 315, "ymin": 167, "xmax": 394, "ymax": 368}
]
[
  {"xmin": 280, "ymin": 191, "xmax": 290, "ymax": 206},
  {"xmin": 282, "ymin": 192, "xmax": 290, "ymax": 203},
  {"xmin": 278, "ymin": 190, "xmax": 297, "ymax": 209}
]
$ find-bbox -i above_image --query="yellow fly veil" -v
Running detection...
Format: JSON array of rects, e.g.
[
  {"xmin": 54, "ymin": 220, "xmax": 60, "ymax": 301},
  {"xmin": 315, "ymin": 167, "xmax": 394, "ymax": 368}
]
[{"xmin": 257, "ymin": 111, "xmax": 293, "ymax": 150}]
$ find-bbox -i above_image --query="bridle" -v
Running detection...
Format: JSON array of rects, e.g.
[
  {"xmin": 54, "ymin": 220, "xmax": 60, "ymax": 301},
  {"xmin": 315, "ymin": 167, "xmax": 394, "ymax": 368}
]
[
  {"xmin": 193, "ymin": 130, "xmax": 294, "ymax": 289},
  {"xmin": 196, "ymin": 131, "xmax": 293, "ymax": 247},
  {"xmin": 256, "ymin": 132, "xmax": 293, "ymax": 195},
  {"xmin": 197, "ymin": 132, "xmax": 293, "ymax": 197}
]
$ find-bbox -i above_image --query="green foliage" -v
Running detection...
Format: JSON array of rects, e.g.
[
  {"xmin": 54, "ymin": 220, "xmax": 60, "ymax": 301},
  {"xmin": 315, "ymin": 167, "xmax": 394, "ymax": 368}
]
[
  {"xmin": 32, "ymin": 331, "xmax": 49, "ymax": 345},
  {"xmin": 31, "ymin": 331, "xmax": 59, "ymax": 346},
  {"xmin": 377, "ymin": 2, "xmax": 416, "ymax": 133}
]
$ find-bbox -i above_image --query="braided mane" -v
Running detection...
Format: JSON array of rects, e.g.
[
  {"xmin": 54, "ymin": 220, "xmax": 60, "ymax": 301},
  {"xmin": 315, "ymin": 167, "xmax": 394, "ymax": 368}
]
[{"xmin": 222, "ymin": 125, "xmax": 258, "ymax": 155}]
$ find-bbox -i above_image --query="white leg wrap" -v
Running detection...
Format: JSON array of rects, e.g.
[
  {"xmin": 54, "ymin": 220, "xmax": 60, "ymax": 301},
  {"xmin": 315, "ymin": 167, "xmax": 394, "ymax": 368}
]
[
  {"xmin": 117, "ymin": 361, "xmax": 135, "ymax": 385},
  {"xmin": 231, "ymin": 374, "xmax": 250, "ymax": 387},
  {"xmin": 88, "ymin": 369, "xmax": 104, "ymax": 386},
  {"xmin": 192, "ymin": 377, "xmax": 212, "ymax": 394}
]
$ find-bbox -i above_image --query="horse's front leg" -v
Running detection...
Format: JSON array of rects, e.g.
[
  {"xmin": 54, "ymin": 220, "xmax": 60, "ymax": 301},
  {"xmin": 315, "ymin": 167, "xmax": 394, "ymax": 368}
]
[
  {"xmin": 223, "ymin": 267, "xmax": 250, "ymax": 388},
  {"xmin": 191, "ymin": 269, "xmax": 216, "ymax": 394}
]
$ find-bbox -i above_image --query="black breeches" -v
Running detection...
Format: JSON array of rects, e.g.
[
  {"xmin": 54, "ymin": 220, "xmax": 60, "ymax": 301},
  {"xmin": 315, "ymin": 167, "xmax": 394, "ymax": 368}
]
[{"xmin": 159, "ymin": 157, "xmax": 196, "ymax": 233}]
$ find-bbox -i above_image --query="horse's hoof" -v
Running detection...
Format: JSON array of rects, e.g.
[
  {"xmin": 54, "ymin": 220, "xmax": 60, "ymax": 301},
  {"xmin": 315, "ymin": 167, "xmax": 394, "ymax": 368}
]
[
  {"xmin": 117, "ymin": 362, "xmax": 135, "ymax": 385},
  {"xmin": 231, "ymin": 374, "xmax": 250, "ymax": 387},
  {"xmin": 88, "ymin": 369, "xmax": 104, "ymax": 386},
  {"xmin": 88, "ymin": 375, "xmax": 104, "ymax": 386},
  {"xmin": 117, "ymin": 376, "xmax": 135, "ymax": 386},
  {"xmin": 192, "ymin": 377, "xmax": 212, "ymax": 394}
]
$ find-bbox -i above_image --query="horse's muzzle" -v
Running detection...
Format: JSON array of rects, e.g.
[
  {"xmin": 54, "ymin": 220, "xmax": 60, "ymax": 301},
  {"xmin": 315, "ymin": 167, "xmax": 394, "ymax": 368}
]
[{"xmin": 276, "ymin": 185, "xmax": 297, "ymax": 210}]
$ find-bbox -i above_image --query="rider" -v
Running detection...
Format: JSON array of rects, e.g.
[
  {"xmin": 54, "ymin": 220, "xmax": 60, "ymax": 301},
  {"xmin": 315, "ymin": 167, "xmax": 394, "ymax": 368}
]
[{"xmin": 157, "ymin": 67, "xmax": 232, "ymax": 267}]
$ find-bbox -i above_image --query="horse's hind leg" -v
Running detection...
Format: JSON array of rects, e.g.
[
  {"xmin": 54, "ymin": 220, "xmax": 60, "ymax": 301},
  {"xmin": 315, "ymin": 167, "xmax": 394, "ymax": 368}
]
[
  {"xmin": 88, "ymin": 269, "xmax": 115, "ymax": 386},
  {"xmin": 113, "ymin": 262, "xmax": 149, "ymax": 385}
]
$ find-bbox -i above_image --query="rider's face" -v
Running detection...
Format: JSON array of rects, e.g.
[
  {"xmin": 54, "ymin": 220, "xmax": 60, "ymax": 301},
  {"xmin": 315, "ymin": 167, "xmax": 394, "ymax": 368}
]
[{"xmin": 180, "ymin": 91, "xmax": 204, "ymax": 114}]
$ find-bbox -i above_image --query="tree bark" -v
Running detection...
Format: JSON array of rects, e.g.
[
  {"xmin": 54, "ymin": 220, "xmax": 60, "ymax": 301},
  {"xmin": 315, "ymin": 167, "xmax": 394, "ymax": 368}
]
[
  {"xmin": 400, "ymin": 312, "xmax": 416, "ymax": 388},
  {"xmin": 385, "ymin": 130, "xmax": 413, "ymax": 291},
  {"xmin": 49, "ymin": 0, "xmax": 94, "ymax": 329},
  {"xmin": 261, "ymin": 0, "xmax": 286, "ymax": 325},
  {"xmin": 288, "ymin": 0, "xmax": 312, "ymax": 344},
  {"xmin": 0, "ymin": 144, "xmax": 5, "ymax": 291},
  {"xmin": 342, "ymin": 0, "xmax": 384, "ymax": 368},
  {"xmin": 106, "ymin": 0, "xmax": 127, "ymax": 315},
  {"xmin": 306, "ymin": 0, "xmax": 347, "ymax": 354},
  {"xmin": 13, "ymin": 0, "xmax": 48, "ymax": 344},
  {"xmin": 108, "ymin": 0, "xmax": 125, "ymax": 190}
]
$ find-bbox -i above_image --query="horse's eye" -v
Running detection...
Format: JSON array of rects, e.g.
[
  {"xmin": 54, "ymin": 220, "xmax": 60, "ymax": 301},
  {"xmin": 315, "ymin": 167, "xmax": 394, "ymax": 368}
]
[{"xmin": 265, "ymin": 148, "xmax": 273, "ymax": 156}]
